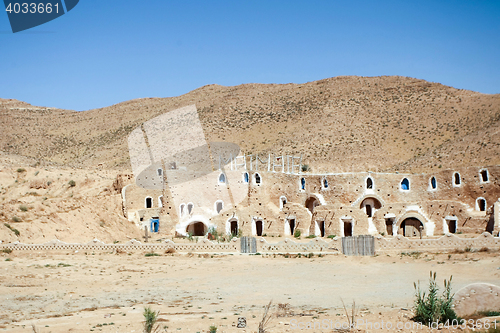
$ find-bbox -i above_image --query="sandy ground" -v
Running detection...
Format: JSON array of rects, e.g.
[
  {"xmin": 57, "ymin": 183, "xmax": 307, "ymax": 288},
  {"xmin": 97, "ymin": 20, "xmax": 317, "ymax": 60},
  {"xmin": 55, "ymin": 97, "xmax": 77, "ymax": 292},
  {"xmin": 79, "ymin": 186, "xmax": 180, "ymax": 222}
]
[{"xmin": 0, "ymin": 250, "xmax": 499, "ymax": 332}]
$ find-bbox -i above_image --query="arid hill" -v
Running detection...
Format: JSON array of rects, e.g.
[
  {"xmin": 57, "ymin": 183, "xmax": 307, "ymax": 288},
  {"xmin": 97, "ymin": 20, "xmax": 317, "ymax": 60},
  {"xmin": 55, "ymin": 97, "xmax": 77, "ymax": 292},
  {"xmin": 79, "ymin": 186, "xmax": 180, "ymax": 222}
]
[{"xmin": 1, "ymin": 76, "xmax": 499, "ymax": 173}]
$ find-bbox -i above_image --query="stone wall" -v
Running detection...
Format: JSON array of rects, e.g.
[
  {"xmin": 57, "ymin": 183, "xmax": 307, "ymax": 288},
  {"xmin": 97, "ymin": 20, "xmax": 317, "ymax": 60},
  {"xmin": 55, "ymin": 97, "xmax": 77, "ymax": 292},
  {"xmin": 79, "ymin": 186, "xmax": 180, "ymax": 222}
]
[{"xmin": 2, "ymin": 233, "xmax": 499, "ymax": 254}]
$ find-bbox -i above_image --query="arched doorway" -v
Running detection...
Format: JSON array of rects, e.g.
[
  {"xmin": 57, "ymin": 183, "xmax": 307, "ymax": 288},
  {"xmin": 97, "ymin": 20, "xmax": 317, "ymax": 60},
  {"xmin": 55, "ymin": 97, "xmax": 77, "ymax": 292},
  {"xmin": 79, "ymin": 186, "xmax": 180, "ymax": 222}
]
[
  {"xmin": 255, "ymin": 220, "xmax": 263, "ymax": 236},
  {"xmin": 186, "ymin": 221, "xmax": 207, "ymax": 236},
  {"xmin": 360, "ymin": 197, "xmax": 382, "ymax": 218},
  {"xmin": 279, "ymin": 196, "xmax": 287, "ymax": 210},
  {"xmin": 476, "ymin": 198, "xmax": 487, "ymax": 212},
  {"xmin": 285, "ymin": 218, "xmax": 296, "ymax": 236},
  {"xmin": 150, "ymin": 217, "xmax": 159, "ymax": 233},
  {"xmin": 341, "ymin": 218, "xmax": 353, "ymax": 237},
  {"xmin": 400, "ymin": 218, "xmax": 423, "ymax": 237},
  {"xmin": 230, "ymin": 220, "xmax": 238, "ymax": 236},
  {"xmin": 315, "ymin": 220, "xmax": 325, "ymax": 237},
  {"xmin": 305, "ymin": 197, "xmax": 320, "ymax": 214}
]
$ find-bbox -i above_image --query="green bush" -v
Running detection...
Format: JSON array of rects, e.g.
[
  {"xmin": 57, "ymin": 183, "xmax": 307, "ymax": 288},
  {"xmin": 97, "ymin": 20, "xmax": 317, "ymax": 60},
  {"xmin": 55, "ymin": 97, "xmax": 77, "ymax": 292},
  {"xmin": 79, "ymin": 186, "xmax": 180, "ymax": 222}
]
[
  {"xmin": 145, "ymin": 252, "xmax": 160, "ymax": 257},
  {"xmin": 57, "ymin": 263, "xmax": 71, "ymax": 267},
  {"xmin": 11, "ymin": 216, "xmax": 21, "ymax": 223},
  {"xmin": 208, "ymin": 226, "xmax": 218, "ymax": 240},
  {"xmin": 305, "ymin": 235, "xmax": 316, "ymax": 239},
  {"xmin": 481, "ymin": 310, "xmax": 500, "ymax": 317},
  {"xmin": 413, "ymin": 271, "xmax": 457, "ymax": 325},
  {"xmin": 19, "ymin": 205, "xmax": 28, "ymax": 212},
  {"xmin": 16, "ymin": 168, "xmax": 26, "ymax": 173},
  {"xmin": 294, "ymin": 229, "xmax": 301, "ymax": 238},
  {"xmin": 4, "ymin": 223, "xmax": 20, "ymax": 236},
  {"xmin": 209, "ymin": 325, "xmax": 217, "ymax": 333},
  {"xmin": 68, "ymin": 180, "xmax": 76, "ymax": 187},
  {"xmin": 327, "ymin": 235, "xmax": 336, "ymax": 239},
  {"xmin": 143, "ymin": 307, "xmax": 160, "ymax": 333}
]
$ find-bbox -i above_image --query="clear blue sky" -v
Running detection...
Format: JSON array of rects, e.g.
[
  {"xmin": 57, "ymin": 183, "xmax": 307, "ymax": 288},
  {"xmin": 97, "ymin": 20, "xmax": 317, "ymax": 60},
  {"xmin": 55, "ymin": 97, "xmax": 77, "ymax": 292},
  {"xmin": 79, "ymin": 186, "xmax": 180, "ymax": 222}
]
[{"xmin": 1, "ymin": 0, "xmax": 499, "ymax": 111}]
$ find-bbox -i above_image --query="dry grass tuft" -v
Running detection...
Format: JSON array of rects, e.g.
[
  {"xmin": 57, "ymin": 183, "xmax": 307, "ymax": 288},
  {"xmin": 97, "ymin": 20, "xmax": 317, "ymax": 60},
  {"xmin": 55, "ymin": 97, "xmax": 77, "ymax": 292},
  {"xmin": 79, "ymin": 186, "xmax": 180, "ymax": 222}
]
[{"xmin": 259, "ymin": 300, "xmax": 274, "ymax": 333}]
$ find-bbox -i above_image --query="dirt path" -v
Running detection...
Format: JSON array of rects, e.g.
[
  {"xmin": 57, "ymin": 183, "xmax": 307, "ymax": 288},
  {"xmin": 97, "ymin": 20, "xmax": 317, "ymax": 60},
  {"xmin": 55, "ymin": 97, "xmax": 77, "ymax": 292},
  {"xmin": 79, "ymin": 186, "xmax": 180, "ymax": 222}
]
[{"xmin": 1, "ymin": 251, "xmax": 499, "ymax": 332}]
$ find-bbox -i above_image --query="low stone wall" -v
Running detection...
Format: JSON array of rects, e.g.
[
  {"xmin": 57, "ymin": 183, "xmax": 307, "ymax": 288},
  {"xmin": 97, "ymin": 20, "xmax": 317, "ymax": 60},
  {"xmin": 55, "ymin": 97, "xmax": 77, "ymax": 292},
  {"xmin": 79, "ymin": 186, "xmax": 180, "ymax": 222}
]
[
  {"xmin": 0, "ymin": 238, "xmax": 238, "ymax": 253},
  {"xmin": 256, "ymin": 237, "xmax": 340, "ymax": 253},
  {"xmin": 1, "ymin": 233, "xmax": 498, "ymax": 254},
  {"xmin": 375, "ymin": 232, "xmax": 500, "ymax": 253}
]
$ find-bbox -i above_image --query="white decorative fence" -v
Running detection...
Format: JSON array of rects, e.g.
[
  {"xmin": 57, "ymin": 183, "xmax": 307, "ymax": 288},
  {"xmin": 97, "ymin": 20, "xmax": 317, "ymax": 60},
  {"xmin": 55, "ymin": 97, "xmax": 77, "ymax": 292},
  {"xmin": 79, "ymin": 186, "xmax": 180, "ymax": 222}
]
[
  {"xmin": 0, "ymin": 238, "xmax": 238, "ymax": 253},
  {"xmin": 1, "ymin": 233, "xmax": 498, "ymax": 254}
]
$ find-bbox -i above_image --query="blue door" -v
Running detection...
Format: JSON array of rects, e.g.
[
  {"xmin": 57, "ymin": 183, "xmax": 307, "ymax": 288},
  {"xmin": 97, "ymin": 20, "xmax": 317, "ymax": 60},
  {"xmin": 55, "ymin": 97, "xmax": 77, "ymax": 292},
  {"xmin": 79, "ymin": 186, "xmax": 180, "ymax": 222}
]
[{"xmin": 150, "ymin": 218, "xmax": 159, "ymax": 232}]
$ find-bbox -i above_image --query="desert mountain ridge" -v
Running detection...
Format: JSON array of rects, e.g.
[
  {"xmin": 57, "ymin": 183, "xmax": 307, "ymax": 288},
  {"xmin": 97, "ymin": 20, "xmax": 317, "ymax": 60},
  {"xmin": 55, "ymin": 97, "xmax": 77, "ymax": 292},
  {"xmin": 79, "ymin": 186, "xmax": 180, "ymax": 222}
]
[{"xmin": 1, "ymin": 75, "xmax": 499, "ymax": 173}]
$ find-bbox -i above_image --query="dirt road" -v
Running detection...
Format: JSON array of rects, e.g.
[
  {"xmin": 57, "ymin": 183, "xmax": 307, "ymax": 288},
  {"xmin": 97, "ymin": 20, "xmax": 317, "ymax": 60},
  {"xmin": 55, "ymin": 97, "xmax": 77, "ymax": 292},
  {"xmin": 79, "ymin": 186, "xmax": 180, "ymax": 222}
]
[{"xmin": 1, "ymin": 250, "xmax": 499, "ymax": 332}]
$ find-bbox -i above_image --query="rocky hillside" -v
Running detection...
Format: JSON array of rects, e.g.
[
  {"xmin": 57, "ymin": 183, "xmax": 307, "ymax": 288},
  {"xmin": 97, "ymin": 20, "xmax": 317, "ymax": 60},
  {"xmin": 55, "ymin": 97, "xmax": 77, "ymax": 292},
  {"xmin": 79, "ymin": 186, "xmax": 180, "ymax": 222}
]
[
  {"xmin": 1, "ymin": 76, "xmax": 499, "ymax": 173},
  {"xmin": 0, "ymin": 152, "xmax": 141, "ymax": 243}
]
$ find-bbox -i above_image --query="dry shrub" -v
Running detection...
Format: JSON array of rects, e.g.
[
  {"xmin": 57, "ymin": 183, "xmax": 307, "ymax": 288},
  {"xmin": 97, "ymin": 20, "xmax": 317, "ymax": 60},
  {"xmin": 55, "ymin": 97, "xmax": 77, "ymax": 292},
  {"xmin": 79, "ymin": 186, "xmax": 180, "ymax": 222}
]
[
  {"xmin": 341, "ymin": 298, "xmax": 358, "ymax": 330},
  {"xmin": 259, "ymin": 301, "xmax": 274, "ymax": 333},
  {"xmin": 165, "ymin": 247, "xmax": 176, "ymax": 254},
  {"xmin": 276, "ymin": 303, "xmax": 293, "ymax": 317}
]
